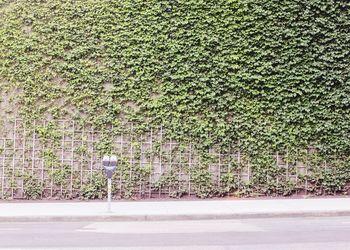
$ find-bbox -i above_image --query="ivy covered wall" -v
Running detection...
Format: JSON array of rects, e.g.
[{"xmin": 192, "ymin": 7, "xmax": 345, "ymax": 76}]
[{"xmin": 0, "ymin": 0, "xmax": 349, "ymax": 199}]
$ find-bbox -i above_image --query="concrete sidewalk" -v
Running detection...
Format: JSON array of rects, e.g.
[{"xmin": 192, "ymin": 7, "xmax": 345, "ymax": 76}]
[{"xmin": 1, "ymin": 198, "xmax": 350, "ymax": 222}]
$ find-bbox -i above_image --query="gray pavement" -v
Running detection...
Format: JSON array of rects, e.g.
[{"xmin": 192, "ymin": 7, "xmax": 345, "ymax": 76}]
[
  {"xmin": 0, "ymin": 197, "xmax": 350, "ymax": 222},
  {"xmin": 1, "ymin": 216, "xmax": 350, "ymax": 249}
]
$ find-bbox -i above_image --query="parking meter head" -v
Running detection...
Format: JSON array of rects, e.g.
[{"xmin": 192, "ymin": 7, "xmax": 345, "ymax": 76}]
[{"xmin": 102, "ymin": 155, "xmax": 118, "ymax": 179}]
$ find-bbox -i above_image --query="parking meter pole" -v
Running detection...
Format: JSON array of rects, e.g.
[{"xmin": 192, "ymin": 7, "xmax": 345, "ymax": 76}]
[{"xmin": 107, "ymin": 178, "xmax": 112, "ymax": 213}]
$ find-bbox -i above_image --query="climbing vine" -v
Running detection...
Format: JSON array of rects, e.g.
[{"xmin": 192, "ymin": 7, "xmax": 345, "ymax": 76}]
[{"xmin": 0, "ymin": 0, "xmax": 349, "ymax": 199}]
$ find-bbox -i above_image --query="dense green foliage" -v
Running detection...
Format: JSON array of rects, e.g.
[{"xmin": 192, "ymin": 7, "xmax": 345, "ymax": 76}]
[{"xmin": 0, "ymin": 0, "xmax": 349, "ymax": 199}]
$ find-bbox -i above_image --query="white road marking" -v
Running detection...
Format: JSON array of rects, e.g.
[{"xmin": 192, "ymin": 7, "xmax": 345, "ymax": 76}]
[
  {"xmin": 76, "ymin": 220, "xmax": 264, "ymax": 234},
  {"xmin": 0, "ymin": 228, "xmax": 20, "ymax": 231}
]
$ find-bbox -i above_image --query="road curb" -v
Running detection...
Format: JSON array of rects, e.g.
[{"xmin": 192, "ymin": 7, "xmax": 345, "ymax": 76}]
[{"xmin": 1, "ymin": 211, "xmax": 350, "ymax": 222}]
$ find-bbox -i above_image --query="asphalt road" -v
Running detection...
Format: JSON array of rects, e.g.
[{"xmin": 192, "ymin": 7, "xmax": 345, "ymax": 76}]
[{"xmin": 1, "ymin": 216, "xmax": 350, "ymax": 250}]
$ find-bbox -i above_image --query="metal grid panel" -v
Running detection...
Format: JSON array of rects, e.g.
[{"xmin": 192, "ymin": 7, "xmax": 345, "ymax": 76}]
[{"xmin": 0, "ymin": 118, "xmax": 311, "ymax": 199}]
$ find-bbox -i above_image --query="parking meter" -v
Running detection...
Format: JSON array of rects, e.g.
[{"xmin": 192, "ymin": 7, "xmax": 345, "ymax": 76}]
[
  {"xmin": 103, "ymin": 155, "xmax": 117, "ymax": 178},
  {"xmin": 102, "ymin": 155, "xmax": 118, "ymax": 212}
]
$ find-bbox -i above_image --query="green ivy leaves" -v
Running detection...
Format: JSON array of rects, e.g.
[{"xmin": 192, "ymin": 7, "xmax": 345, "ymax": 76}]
[{"xmin": 0, "ymin": 0, "xmax": 349, "ymax": 198}]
